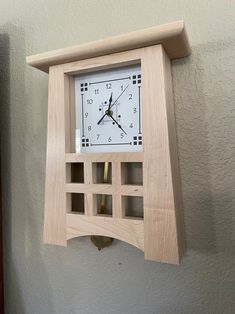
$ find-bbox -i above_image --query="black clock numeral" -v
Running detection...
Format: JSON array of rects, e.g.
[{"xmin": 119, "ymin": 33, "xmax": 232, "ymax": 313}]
[
  {"xmin": 106, "ymin": 83, "xmax": 112, "ymax": 89},
  {"xmin": 120, "ymin": 133, "xmax": 124, "ymax": 139},
  {"xmin": 108, "ymin": 137, "xmax": 112, "ymax": 142},
  {"xmin": 88, "ymin": 126, "xmax": 92, "ymax": 131},
  {"xmin": 129, "ymin": 94, "xmax": 133, "ymax": 100},
  {"xmin": 129, "ymin": 123, "xmax": 134, "ymax": 128},
  {"xmin": 85, "ymin": 112, "xmax": 88, "ymax": 118},
  {"xmin": 121, "ymin": 85, "xmax": 124, "ymax": 91},
  {"xmin": 95, "ymin": 89, "xmax": 99, "ymax": 94},
  {"xmin": 97, "ymin": 134, "xmax": 100, "ymax": 140},
  {"xmin": 133, "ymin": 108, "xmax": 137, "ymax": 113},
  {"xmin": 87, "ymin": 99, "xmax": 93, "ymax": 104}
]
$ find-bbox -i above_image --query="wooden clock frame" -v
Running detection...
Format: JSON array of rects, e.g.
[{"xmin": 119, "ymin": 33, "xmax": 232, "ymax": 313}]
[{"xmin": 27, "ymin": 20, "xmax": 190, "ymax": 264}]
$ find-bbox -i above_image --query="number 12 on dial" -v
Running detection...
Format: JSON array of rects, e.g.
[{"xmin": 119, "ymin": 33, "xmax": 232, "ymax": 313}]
[{"xmin": 75, "ymin": 64, "xmax": 142, "ymax": 153}]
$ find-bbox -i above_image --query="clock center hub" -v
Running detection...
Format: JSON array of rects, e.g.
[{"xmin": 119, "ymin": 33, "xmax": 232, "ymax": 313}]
[{"xmin": 105, "ymin": 109, "xmax": 113, "ymax": 116}]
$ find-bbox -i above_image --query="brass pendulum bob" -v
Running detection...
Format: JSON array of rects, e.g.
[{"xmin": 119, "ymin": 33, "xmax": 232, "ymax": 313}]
[{"xmin": 90, "ymin": 162, "xmax": 113, "ymax": 250}]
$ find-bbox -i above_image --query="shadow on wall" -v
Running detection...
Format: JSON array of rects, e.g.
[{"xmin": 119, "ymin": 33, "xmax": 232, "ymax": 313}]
[
  {"xmin": 0, "ymin": 26, "xmax": 27, "ymax": 314},
  {"xmin": 0, "ymin": 24, "xmax": 55, "ymax": 313},
  {"xmin": 173, "ymin": 40, "xmax": 235, "ymax": 258},
  {"xmin": 173, "ymin": 50, "xmax": 216, "ymax": 256},
  {"xmin": 0, "ymin": 32, "xmax": 8, "ymax": 314}
]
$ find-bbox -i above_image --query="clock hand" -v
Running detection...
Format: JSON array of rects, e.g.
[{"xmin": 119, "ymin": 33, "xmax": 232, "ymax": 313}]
[
  {"xmin": 108, "ymin": 92, "xmax": 113, "ymax": 110},
  {"xmin": 97, "ymin": 111, "xmax": 107, "ymax": 125},
  {"xmin": 110, "ymin": 84, "xmax": 129, "ymax": 109},
  {"xmin": 109, "ymin": 115, "xmax": 127, "ymax": 135},
  {"xmin": 97, "ymin": 84, "xmax": 128, "ymax": 125},
  {"xmin": 97, "ymin": 92, "xmax": 113, "ymax": 125}
]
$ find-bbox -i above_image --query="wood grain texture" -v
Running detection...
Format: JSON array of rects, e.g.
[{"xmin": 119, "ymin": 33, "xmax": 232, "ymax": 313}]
[
  {"xmin": 26, "ymin": 20, "xmax": 190, "ymax": 72},
  {"xmin": 68, "ymin": 76, "xmax": 76, "ymax": 153},
  {"xmin": 65, "ymin": 183, "xmax": 143, "ymax": 196},
  {"xmin": 43, "ymin": 65, "xmax": 67, "ymax": 246},
  {"xmin": 66, "ymin": 214, "xmax": 144, "ymax": 250},
  {"xmin": 144, "ymin": 209, "xmax": 179, "ymax": 263},
  {"xmin": 162, "ymin": 48, "xmax": 185, "ymax": 260},
  {"xmin": 65, "ymin": 152, "xmax": 144, "ymax": 163},
  {"xmin": 142, "ymin": 45, "xmax": 183, "ymax": 264},
  {"xmin": 112, "ymin": 161, "xmax": 122, "ymax": 218},
  {"xmin": 62, "ymin": 48, "xmax": 142, "ymax": 75},
  {"xmin": 41, "ymin": 45, "xmax": 185, "ymax": 264},
  {"xmin": 84, "ymin": 161, "xmax": 93, "ymax": 216}
]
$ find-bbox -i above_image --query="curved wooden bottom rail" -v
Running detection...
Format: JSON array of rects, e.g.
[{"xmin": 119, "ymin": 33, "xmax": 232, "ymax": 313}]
[{"xmin": 66, "ymin": 213, "xmax": 144, "ymax": 251}]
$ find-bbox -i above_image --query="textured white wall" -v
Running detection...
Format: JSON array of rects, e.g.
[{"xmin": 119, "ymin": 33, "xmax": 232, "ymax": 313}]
[{"xmin": 0, "ymin": 1, "xmax": 235, "ymax": 313}]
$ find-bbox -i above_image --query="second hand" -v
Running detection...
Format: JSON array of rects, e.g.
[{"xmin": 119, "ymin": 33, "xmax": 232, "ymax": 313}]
[{"xmin": 110, "ymin": 84, "xmax": 129, "ymax": 109}]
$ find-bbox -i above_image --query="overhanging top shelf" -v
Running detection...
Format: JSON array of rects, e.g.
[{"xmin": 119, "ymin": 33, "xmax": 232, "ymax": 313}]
[{"xmin": 26, "ymin": 20, "xmax": 190, "ymax": 73}]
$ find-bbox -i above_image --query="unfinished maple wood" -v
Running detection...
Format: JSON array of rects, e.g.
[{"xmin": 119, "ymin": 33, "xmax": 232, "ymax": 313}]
[
  {"xmin": 65, "ymin": 183, "xmax": 143, "ymax": 197},
  {"xmin": 163, "ymin": 47, "xmax": 185, "ymax": 259},
  {"xmin": 41, "ymin": 47, "xmax": 184, "ymax": 263},
  {"xmin": 84, "ymin": 161, "xmax": 93, "ymax": 216},
  {"xmin": 66, "ymin": 214, "xmax": 144, "ymax": 250},
  {"xmin": 142, "ymin": 45, "xmax": 183, "ymax": 264},
  {"xmin": 43, "ymin": 65, "xmax": 67, "ymax": 246},
  {"xmin": 28, "ymin": 22, "xmax": 190, "ymax": 264},
  {"xmin": 112, "ymin": 161, "xmax": 122, "ymax": 218},
  {"xmin": 69, "ymin": 76, "xmax": 76, "ymax": 152},
  {"xmin": 66, "ymin": 152, "xmax": 144, "ymax": 163},
  {"xmin": 26, "ymin": 20, "xmax": 190, "ymax": 72}
]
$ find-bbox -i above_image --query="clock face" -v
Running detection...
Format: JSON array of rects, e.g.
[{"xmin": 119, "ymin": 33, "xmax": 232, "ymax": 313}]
[{"xmin": 75, "ymin": 64, "xmax": 142, "ymax": 153}]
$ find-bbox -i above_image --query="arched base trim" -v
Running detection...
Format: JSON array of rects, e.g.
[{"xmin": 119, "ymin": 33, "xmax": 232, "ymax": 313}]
[{"xmin": 66, "ymin": 213, "xmax": 144, "ymax": 251}]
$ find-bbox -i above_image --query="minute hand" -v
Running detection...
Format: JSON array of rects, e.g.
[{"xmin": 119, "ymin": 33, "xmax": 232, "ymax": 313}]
[
  {"xmin": 109, "ymin": 115, "xmax": 127, "ymax": 135},
  {"xmin": 110, "ymin": 84, "xmax": 129, "ymax": 109}
]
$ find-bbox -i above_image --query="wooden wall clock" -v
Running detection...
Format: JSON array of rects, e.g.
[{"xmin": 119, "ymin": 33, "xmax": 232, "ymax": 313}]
[{"xmin": 27, "ymin": 20, "xmax": 190, "ymax": 264}]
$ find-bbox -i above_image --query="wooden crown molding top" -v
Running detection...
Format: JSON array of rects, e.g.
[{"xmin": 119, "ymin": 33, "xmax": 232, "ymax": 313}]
[{"xmin": 26, "ymin": 20, "xmax": 190, "ymax": 73}]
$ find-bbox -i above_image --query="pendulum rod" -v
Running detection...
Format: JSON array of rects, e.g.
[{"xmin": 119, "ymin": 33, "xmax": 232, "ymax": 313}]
[{"xmin": 90, "ymin": 162, "xmax": 113, "ymax": 250}]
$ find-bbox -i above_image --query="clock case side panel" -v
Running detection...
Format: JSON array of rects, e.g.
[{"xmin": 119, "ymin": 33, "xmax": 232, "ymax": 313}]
[
  {"xmin": 142, "ymin": 45, "xmax": 184, "ymax": 264},
  {"xmin": 163, "ymin": 47, "xmax": 185, "ymax": 261},
  {"xmin": 43, "ymin": 65, "xmax": 68, "ymax": 246}
]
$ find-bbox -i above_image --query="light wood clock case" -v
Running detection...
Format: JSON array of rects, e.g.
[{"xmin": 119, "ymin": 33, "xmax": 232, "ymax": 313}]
[{"xmin": 27, "ymin": 20, "xmax": 190, "ymax": 264}]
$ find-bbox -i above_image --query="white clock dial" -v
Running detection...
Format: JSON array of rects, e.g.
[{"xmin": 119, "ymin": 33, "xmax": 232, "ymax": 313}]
[{"xmin": 75, "ymin": 64, "xmax": 142, "ymax": 153}]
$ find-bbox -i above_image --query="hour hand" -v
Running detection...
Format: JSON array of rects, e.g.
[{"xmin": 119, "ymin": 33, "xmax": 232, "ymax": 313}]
[
  {"xmin": 108, "ymin": 92, "xmax": 113, "ymax": 110},
  {"xmin": 97, "ymin": 112, "xmax": 107, "ymax": 125},
  {"xmin": 97, "ymin": 92, "xmax": 113, "ymax": 125}
]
